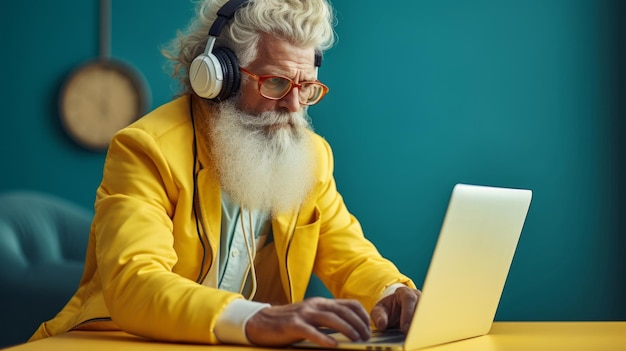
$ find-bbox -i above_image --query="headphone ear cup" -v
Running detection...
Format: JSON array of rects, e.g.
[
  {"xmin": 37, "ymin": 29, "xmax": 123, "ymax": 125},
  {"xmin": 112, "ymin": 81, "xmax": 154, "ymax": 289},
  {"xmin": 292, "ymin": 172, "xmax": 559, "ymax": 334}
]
[
  {"xmin": 212, "ymin": 47, "xmax": 241, "ymax": 102},
  {"xmin": 189, "ymin": 52, "xmax": 223, "ymax": 99}
]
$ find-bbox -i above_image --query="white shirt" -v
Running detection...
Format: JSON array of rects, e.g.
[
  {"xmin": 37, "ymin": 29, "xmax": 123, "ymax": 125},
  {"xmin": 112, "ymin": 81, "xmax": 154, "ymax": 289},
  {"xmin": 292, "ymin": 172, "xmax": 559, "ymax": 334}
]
[
  {"xmin": 207, "ymin": 192, "xmax": 404, "ymax": 345},
  {"xmin": 204, "ymin": 192, "xmax": 272, "ymax": 344}
]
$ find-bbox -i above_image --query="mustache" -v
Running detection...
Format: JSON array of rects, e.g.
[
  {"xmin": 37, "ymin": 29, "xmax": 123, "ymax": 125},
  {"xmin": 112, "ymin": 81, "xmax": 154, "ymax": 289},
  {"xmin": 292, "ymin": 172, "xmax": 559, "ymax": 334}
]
[{"xmin": 235, "ymin": 110, "xmax": 307, "ymax": 130}]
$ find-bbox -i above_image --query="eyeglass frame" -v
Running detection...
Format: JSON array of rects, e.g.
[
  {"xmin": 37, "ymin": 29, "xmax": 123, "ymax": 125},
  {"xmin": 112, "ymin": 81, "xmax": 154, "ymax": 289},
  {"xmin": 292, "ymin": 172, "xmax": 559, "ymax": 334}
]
[{"xmin": 238, "ymin": 66, "xmax": 329, "ymax": 106}]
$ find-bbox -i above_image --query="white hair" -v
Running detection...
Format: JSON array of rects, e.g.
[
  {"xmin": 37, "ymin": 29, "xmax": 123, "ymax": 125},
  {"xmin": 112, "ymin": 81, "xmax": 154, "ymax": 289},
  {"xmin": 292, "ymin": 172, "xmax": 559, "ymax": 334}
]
[{"xmin": 163, "ymin": 0, "xmax": 336, "ymax": 94}]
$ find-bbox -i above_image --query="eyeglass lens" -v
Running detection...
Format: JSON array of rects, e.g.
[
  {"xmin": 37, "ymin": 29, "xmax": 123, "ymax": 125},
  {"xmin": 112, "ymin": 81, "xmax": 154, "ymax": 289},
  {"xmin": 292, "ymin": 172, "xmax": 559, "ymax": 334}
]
[{"xmin": 260, "ymin": 77, "xmax": 325, "ymax": 104}]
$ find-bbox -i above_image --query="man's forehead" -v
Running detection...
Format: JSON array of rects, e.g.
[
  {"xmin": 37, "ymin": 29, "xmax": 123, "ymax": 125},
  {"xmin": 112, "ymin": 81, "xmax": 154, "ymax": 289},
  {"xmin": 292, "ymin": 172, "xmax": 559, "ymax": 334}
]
[{"xmin": 251, "ymin": 34, "xmax": 316, "ymax": 70}]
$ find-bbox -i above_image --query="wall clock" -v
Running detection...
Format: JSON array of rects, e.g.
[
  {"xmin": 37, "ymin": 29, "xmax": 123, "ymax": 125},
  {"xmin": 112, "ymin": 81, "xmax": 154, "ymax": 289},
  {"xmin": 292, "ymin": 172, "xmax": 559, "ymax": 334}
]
[{"xmin": 58, "ymin": 0, "xmax": 149, "ymax": 151}]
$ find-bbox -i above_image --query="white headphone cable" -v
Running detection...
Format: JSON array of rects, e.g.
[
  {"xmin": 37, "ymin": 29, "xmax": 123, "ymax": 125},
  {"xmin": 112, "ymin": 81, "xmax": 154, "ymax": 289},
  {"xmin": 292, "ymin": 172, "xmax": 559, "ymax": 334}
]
[{"xmin": 239, "ymin": 207, "xmax": 258, "ymax": 300}]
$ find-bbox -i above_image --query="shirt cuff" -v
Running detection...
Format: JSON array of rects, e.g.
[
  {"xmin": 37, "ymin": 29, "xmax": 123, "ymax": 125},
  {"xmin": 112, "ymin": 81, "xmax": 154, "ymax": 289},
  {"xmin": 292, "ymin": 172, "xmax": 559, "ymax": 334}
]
[
  {"xmin": 378, "ymin": 283, "xmax": 408, "ymax": 301},
  {"xmin": 214, "ymin": 299, "xmax": 270, "ymax": 345}
]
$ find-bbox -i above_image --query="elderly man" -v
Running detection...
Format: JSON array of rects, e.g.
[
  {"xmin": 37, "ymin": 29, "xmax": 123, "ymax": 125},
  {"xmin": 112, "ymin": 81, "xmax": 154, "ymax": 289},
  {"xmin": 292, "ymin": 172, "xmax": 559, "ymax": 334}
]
[{"xmin": 30, "ymin": 0, "xmax": 420, "ymax": 347}]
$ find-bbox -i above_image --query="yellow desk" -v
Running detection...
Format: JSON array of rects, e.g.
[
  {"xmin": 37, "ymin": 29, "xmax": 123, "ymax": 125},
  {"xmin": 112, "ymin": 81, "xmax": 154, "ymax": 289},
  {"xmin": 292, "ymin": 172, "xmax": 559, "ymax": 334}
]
[{"xmin": 4, "ymin": 322, "xmax": 626, "ymax": 351}]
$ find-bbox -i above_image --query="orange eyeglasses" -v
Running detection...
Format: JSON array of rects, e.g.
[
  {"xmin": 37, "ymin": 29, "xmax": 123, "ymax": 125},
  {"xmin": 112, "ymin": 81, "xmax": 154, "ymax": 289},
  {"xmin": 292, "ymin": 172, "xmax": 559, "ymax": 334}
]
[{"xmin": 239, "ymin": 67, "xmax": 329, "ymax": 105}]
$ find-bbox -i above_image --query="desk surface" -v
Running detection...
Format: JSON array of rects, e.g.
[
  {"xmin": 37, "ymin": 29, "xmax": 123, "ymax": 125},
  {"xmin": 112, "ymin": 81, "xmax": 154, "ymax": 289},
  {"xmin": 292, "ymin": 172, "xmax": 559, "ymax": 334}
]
[{"xmin": 5, "ymin": 322, "xmax": 626, "ymax": 351}]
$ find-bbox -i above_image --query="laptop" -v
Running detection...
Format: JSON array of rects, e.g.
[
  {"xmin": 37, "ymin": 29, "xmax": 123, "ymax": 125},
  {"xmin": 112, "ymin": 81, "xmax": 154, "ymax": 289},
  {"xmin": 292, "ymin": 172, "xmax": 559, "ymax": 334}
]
[{"xmin": 295, "ymin": 183, "xmax": 532, "ymax": 350}]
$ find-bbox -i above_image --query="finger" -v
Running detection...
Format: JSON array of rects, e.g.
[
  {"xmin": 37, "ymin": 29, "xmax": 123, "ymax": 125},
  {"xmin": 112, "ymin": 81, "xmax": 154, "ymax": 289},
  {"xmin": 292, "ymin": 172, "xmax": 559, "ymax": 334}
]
[
  {"xmin": 370, "ymin": 304, "xmax": 389, "ymax": 330},
  {"xmin": 398, "ymin": 288, "xmax": 420, "ymax": 332},
  {"xmin": 335, "ymin": 299, "xmax": 371, "ymax": 332},
  {"xmin": 314, "ymin": 300, "xmax": 371, "ymax": 341},
  {"xmin": 308, "ymin": 311, "xmax": 362, "ymax": 341},
  {"xmin": 372, "ymin": 295, "xmax": 401, "ymax": 331},
  {"xmin": 297, "ymin": 323, "xmax": 340, "ymax": 348}
]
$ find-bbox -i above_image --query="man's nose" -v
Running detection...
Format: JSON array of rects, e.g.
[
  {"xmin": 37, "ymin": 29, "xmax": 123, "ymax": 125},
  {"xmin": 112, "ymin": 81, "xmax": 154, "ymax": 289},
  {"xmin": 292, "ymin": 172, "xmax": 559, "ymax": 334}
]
[{"xmin": 278, "ymin": 87, "xmax": 301, "ymax": 113}]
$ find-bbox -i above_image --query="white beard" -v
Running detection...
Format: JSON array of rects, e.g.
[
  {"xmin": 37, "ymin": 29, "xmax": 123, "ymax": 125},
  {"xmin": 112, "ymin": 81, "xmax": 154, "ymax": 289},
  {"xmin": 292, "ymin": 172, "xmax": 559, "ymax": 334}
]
[{"xmin": 207, "ymin": 100, "xmax": 316, "ymax": 215}]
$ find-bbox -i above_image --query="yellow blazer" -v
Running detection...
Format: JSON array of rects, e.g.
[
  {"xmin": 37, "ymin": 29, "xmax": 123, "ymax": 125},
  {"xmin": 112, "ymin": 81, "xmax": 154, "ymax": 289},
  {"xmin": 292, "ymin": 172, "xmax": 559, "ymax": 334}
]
[{"xmin": 30, "ymin": 95, "xmax": 414, "ymax": 344}]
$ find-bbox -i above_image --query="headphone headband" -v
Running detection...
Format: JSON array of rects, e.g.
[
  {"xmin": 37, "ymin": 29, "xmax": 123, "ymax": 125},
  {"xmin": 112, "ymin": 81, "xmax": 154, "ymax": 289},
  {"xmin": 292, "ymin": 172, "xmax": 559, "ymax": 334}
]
[
  {"xmin": 314, "ymin": 51, "xmax": 322, "ymax": 68},
  {"xmin": 209, "ymin": 0, "xmax": 249, "ymax": 37},
  {"xmin": 207, "ymin": 0, "xmax": 322, "ymax": 67}
]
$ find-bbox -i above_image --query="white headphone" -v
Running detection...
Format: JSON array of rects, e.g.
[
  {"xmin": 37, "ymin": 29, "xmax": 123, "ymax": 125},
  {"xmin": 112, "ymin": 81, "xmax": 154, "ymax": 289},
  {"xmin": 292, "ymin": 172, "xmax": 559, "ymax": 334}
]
[{"xmin": 189, "ymin": 0, "xmax": 248, "ymax": 101}]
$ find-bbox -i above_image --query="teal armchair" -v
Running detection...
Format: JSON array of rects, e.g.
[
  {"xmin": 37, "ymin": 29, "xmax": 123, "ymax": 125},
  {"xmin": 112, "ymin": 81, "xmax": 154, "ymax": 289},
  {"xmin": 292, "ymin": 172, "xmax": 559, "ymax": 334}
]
[{"xmin": 0, "ymin": 191, "xmax": 91, "ymax": 348}]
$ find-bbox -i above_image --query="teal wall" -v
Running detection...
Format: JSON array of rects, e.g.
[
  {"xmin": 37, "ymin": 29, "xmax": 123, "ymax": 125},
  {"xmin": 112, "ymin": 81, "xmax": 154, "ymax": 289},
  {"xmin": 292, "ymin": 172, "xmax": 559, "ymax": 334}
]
[{"xmin": 1, "ymin": 0, "xmax": 624, "ymax": 321}]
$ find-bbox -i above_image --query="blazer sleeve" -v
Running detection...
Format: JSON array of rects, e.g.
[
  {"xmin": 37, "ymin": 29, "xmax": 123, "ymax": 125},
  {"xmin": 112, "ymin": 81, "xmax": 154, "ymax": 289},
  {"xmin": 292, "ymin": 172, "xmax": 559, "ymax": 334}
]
[
  {"xmin": 93, "ymin": 126, "xmax": 240, "ymax": 344},
  {"xmin": 310, "ymin": 136, "xmax": 416, "ymax": 312}
]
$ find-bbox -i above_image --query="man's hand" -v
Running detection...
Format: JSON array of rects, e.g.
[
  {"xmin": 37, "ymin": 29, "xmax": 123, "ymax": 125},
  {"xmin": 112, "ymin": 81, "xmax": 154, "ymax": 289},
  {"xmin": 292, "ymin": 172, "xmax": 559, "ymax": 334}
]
[
  {"xmin": 370, "ymin": 287, "xmax": 421, "ymax": 333},
  {"xmin": 245, "ymin": 297, "xmax": 371, "ymax": 347}
]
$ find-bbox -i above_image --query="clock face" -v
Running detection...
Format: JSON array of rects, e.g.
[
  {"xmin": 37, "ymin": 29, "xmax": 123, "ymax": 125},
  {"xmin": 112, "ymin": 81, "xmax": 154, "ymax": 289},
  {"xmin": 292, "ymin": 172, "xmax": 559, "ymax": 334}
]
[{"xmin": 59, "ymin": 60, "xmax": 148, "ymax": 151}]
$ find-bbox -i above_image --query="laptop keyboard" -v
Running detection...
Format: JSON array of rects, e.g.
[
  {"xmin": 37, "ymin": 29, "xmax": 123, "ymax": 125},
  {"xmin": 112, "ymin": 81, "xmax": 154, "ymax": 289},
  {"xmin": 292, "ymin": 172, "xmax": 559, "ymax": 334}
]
[
  {"xmin": 318, "ymin": 328, "xmax": 406, "ymax": 344},
  {"xmin": 367, "ymin": 329, "xmax": 406, "ymax": 343}
]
